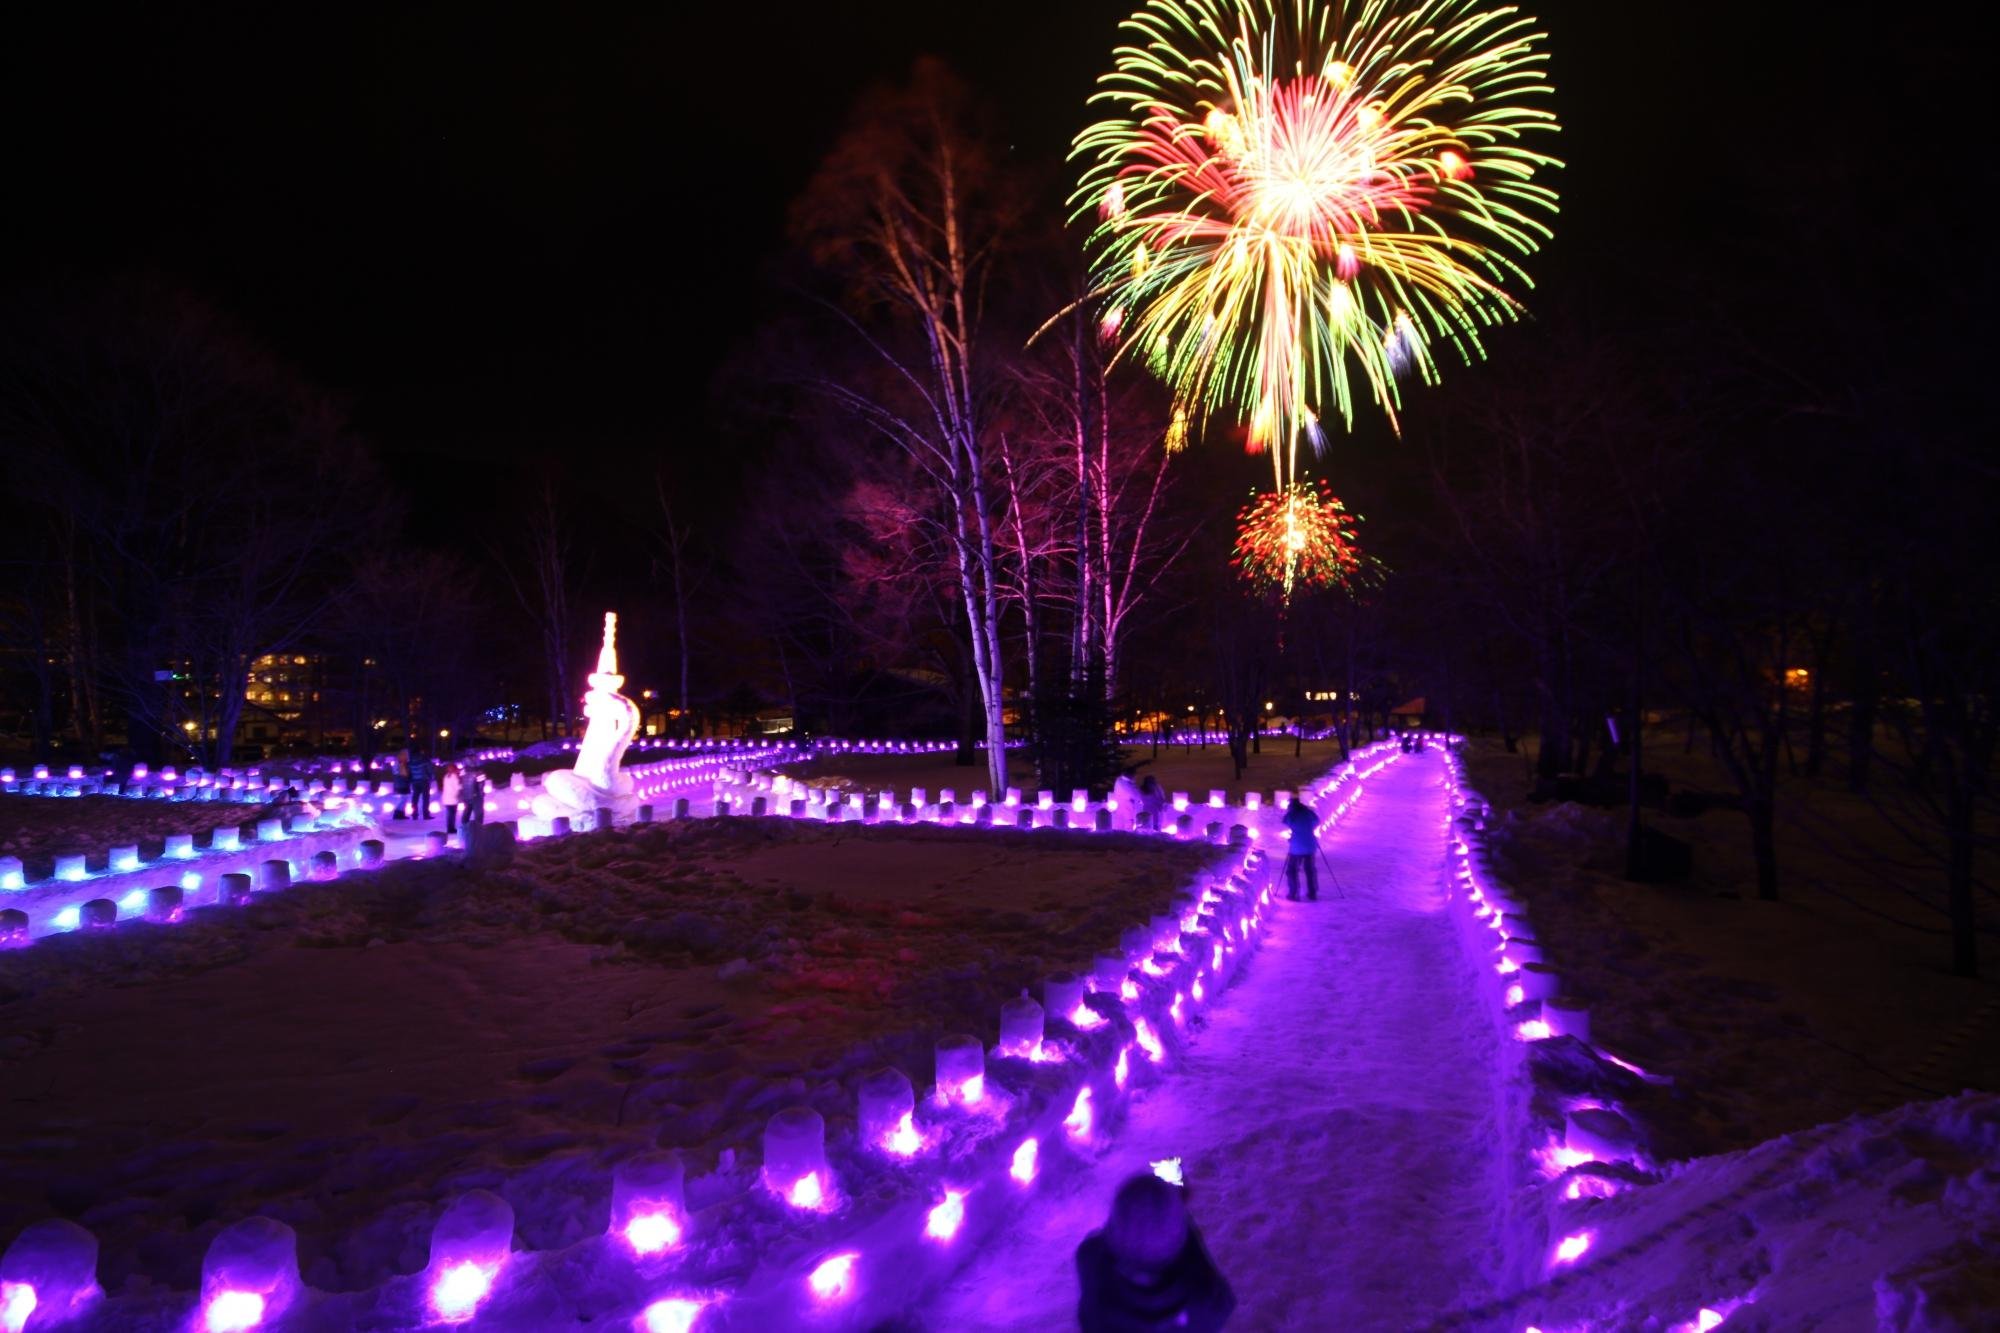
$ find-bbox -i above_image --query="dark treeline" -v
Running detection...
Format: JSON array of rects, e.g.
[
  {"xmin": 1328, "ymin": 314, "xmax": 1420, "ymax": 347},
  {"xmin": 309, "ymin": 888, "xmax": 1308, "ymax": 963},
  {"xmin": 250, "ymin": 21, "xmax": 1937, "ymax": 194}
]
[{"xmin": 2, "ymin": 57, "xmax": 1993, "ymax": 973}]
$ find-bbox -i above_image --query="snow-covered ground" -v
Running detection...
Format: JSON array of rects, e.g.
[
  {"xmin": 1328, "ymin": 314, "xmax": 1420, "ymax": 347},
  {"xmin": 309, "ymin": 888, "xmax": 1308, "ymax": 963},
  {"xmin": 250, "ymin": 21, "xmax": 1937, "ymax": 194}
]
[{"xmin": 919, "ymin": 749, "xmax": 1512, "ymax": 1328}]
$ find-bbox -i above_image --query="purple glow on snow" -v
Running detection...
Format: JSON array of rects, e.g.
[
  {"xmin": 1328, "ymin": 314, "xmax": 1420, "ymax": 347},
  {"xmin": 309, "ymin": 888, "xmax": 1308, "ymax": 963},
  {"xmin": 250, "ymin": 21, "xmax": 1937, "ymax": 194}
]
[
  {"xmin": 622, "ymin": 1210, "xmax": 684, "ymax": 1257},
  {"xmin": 882, "ymin": 1111, "xmax": 923, "ymax": 1157},
  {"xmin": 1552, "ymin": 1231, "xmax": 1593, "ymax": 1265},
  {"xmin": 807, "ymin": 1253, "xmax": 858, "ymax": 1303},
  {"xmin": 1133, "ymin": 1018, "xmax": 1164, "ymax": 1063},
  {"xmin": 1150, "ymin": 1157, "xmax": 1184, "ymax": 1186},
  {"xmin": 202, "ymin": 1289, "xmax": 266, "ymax": 1332},
  {"xmin": 1, "ymin": 1283, "xmax": 34, "ymax": 1333},
  {"xmin": 1506, "ymin": 983, "xmax": 1525, "ymax": 1007},
  {"xmin": 1170, "ymin": 992, "xmax": 1186, "ymax": 1025},
  {"xmin": 1064, "ymin": 1086, "xmax": 1094, "ymax": 1140},
  {"xmin": 1114, "ymin": 1046, "xmax": 1132, "ymax": 1088},
  {"xmin": 1140, "ymin": 956, "xmax": 1167, "ymax": 978},
  {"xmin": 1120, "ymin": 978, "xmax": 1140, "ymax": 1003},
  {"xmin": 1495, "ymin": 957, "xmax": 1519, "ymax": 973},
  {"xmin": 947, "ymin": 1073, "xmax": 985, "ymax": 1107},
  {"xmin": 1516, "ymin": 1018, "xmax": 1553, "ymax": 1042},
  {"xmin": 639, "ymin": 1295, "xmax": 712, "ymax": 1333},
  {"xmin": 430, "ymin": 1260, "xmax": 496, "ymax": 1321},
  {"xmin": 1599, "ymin": 1048, "xmax": 1654, "ymax": 1079},
  {"xmin": 784, "ymin": 1170, "xmax": 826, "ymax": 1211},
  {"xmin": 1192, "ymin": 976, "xmax": 1206, "ymax": 1003},
  {"xmin": 1068, "ymin": 1003, "xmax": 1107, "ymax": 1030},
  {"xmin": 925, "ymin": 1189, "xmax": 966, "ymax": 1241},
  {"xmin": 1010, "ymin": 1138, "xmax": 1040, "ymax": 1183}
]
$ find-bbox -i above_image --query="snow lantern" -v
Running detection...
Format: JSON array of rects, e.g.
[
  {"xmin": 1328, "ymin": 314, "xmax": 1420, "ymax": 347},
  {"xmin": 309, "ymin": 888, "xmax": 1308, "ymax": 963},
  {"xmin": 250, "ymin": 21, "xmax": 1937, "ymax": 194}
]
[
  {"xmin": 310, "ymin": 851, "xmax": 338, "ymax": 880},
  {"xmin": 611, "ymin": 1151, "xmax": 686, "ymax": 1256},
  {"xmin": 997, "ymin": 993, "xmax": 1044, "ymax": 1059},
  {"xmin": 53, "ymin": 856, "xmax": 85, "ymax": 882},
  {"xmin": 109, "ymin": 845, "xmax": 139, "ymax": 872},
  {"xmin": 426, "ymin": 1190, "xmax": 514, "ymax": 1322},
  {"xmin": 1516, "ymin": 963, "xmax": 1562, "ymax": 1003},
  {"xmin": 1565, "ymin": 1108, "xmax": 1637, "ymax": 1163},
  {"xmin": 257, "ymin": 860, "xmax": 290, "ymax": 891},
  {"xmin": 0, "ymin": 909, "xmax": 29, "ymax": 946},
  {"xmin": 1545, "ymin": 999, "xmax": 1591, "ymax": 1042},
  {"xmin": 0, "ymin": 858, "xmax": 23, "ymax": 891},
  {"xmin": 806, "ymin": 1252, "xmax": 858, "ymax": 1305},
  {"xmin": 1043, "ymin": 972, "xmax": 1085, "ymax": 1024},
  {"xmin": 858, "ymin": 1067, "xmax": 918, "ymax": 1156},
  {"xmin": 0, "ymin": 1219, "xmax": 99, "ymax": 1331},
  {"xmin": 763, "ymin": 1107, "xmax": 831, "ymax": 1209},
  {"xmin": 198, "ymin": 1216, "xmax": 299, "ymax": 1332},
  {"xmin": 639, "ymin": 1295, "xmax": 713, "ymax": 1333},
  {"xmin": 219, "ymin": 872, "xmax": 254, "ymax": 907},
  {"xmin": 1009, "ymin": 1137, "xmax": 1040, "ymax": 1184},
  {"xmin": 934, "ymin": 1034, "xmax": 986, "ymax": 1107}
]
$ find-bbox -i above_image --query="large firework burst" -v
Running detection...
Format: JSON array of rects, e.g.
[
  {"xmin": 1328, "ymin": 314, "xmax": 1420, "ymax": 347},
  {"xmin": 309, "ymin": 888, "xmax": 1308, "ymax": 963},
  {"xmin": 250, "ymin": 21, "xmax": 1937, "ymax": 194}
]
[
  {"xmin": 1075, "ymin": 0, "xmax": 1561, "ymax": 490},
  {"xmin": 1233, "ymin": 479, "xmax": 1369, "ymax": 600}
]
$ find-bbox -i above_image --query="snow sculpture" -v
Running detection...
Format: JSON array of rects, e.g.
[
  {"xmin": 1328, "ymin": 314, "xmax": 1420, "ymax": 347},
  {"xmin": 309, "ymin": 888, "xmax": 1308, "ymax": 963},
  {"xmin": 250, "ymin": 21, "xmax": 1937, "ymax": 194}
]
[
  {"xmin": 1, "ymin": 1219, "xmax": 98, "ymax": 1331},
  {"xmin": 199, "ymin": 1217, "xmax": 299, "ymax": 1332},
  {"xmin": 532, "ymin": 612, "xmax": 639, "ymax": 824}
]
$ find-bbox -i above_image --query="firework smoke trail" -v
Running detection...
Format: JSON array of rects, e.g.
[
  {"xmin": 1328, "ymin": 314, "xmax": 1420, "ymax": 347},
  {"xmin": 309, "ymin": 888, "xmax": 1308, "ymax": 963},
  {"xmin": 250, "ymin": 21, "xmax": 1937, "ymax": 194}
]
[{"xmin": 1075, "ymin": 0, "xmax": 1562, "ymax": 491}]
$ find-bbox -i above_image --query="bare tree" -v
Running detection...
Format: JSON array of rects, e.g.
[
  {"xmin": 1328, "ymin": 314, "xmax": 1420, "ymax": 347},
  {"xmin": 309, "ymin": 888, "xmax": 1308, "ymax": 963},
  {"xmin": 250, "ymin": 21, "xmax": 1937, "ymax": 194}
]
[{"xmin": 791, "ymin": 59, "xmax": 1020, "ymax": 792}]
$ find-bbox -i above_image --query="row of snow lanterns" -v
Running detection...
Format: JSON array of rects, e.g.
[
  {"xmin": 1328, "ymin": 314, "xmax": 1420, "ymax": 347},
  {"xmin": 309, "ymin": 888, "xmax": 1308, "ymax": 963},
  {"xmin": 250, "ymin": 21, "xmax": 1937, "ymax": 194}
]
[
  {"xmin": 788, "ymin": 849, "xmax": 1276, "ymax": 1316},
  {"xmin": 0, "ymin": 745, "xmax": 1381, "ymax": 1327},
  {"xmin": 1437, "ymin": 750, "xmax": 1648, "ymax": 1269},
  {"xmin": 784, "ymin": 748, "xmax": 1413, "ymax": 1317}
]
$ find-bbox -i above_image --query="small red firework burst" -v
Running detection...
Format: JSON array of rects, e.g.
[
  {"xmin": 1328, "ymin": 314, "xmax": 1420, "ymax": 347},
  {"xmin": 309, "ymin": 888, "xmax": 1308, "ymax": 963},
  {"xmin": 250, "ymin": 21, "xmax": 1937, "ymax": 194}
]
[{"xmin": 1232, "ymin": 479, "xmax": 1367, "ymax": 598}]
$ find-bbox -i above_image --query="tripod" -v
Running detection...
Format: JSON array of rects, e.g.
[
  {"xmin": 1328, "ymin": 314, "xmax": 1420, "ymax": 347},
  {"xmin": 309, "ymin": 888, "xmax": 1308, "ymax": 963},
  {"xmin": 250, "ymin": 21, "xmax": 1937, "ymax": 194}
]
[{"xmin": 1317, "ymin": 847, "xmax": 1347, "ymax": 898}]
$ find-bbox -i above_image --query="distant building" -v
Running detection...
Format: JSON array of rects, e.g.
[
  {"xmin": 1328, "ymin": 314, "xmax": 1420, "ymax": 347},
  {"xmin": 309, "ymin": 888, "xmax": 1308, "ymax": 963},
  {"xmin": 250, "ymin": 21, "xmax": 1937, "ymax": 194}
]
[{"xmin": 1390, "ymin": 697, "xmax": 1428, "ymax": 730}]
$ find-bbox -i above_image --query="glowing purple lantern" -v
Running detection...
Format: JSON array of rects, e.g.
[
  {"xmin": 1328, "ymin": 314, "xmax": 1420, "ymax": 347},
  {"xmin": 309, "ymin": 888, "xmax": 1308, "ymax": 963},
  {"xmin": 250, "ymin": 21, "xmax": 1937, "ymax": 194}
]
[
  {"xmin": 0, "ymin": 909, "xmax": 30, "ymax": 945},
  {"xmin": 1043, "ymin": 972, "xmax": 1085, "ymax": 1024},
  {"xmin": 199, "ymin": 1216, "xmax": 299, "ymax": 1332},
  {"xmin": 1565, "ymin": 1108, "xmax": 1636, "ymax": 1163},
  {"xmin": 612, "ymin": 1150, "xmax": 686, "ymax": 1257},
  {"xmin": 0, "ymin": 858, "xmax": 23, "ymax": 891},
  {"xmin": 858, "ymin": 1067, "xmax": 919, "ymax": 1156},
  {"xmin": 807, "ymin": 1252, "xmax": 858, "ymax": 1304},
  {"xmin": 997, "ymin": 993, "xmax": 1044, "ymax": 1059},
  {"xmin": 0, "ymin": 1219, "xmax": 99, "ymax": 1331},
  {"xmin": 426, "ymin": 1190, "xmax": 514, "ymax": 1322},
  {"xmin": 1545, "ymin": 999, "xmax": 1590, "ymax": 1042},
  {"xmin": 1009, "ymin": 1137, "xmax": 1040, "ymax": 1184},
  {"xmin": 934, "ymin": 1034, "xmax": 986, "ymax": 1108},
  {"xmin": 763, "ymin": 1107, "xmax": 832, "ymax": 1210},
  {"xmin": 219, "ymin": 872, "xmax": 254, "ymax": 907},
  {"xmin": 1516, "ymin": 963, "xmax": 1561, "ymax": 1003},
  {"xmin": 924, "ymin": 1189, "xmax": 967, "ymax": 1242}
]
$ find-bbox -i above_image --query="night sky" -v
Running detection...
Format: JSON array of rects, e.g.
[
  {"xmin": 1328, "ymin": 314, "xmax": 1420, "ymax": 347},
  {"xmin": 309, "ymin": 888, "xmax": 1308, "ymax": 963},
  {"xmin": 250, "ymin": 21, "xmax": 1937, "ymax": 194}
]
[{"xmin": 4, "ymin": 1, "xmax": 1950, "ymax": 544}]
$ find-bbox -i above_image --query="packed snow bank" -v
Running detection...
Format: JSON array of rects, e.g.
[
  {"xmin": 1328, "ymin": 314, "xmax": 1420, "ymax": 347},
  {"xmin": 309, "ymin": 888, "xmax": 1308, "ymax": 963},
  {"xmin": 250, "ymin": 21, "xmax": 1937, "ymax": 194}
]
[{"xmin": 1471, "ymin": 1090, "xmax": 2000, "ymax": 1332}]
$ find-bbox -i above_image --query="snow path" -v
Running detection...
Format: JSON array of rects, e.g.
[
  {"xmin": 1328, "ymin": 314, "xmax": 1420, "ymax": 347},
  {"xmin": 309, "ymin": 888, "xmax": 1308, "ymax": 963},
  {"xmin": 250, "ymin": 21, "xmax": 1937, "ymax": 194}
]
[{"xmin": 918, "ymin": 752, "xmax": 1507, "ymax": 1329}]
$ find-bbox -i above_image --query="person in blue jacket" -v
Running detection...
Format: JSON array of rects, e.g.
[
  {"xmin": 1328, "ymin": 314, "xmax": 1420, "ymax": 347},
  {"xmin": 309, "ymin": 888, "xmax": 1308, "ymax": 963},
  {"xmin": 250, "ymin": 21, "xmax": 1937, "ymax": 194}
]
[{"xmin": 1281, "ymin": 796, "xmax": 1319, "ymax": 901}]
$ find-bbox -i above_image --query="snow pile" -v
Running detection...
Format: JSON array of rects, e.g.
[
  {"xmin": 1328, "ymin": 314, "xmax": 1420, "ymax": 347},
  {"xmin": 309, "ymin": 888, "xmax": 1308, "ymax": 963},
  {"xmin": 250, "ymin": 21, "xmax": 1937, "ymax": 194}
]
[{"xmin": 1498, "ymin": 1091, "xmax": 2000, "ymax": 1332}]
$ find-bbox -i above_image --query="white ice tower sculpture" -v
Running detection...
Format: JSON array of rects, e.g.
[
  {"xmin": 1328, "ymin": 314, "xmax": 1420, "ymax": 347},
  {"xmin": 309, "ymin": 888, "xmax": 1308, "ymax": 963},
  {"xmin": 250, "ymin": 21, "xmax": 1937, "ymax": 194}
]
[{"xmin": 533, "ymin": 612, "xmax": 640, "ymax": 824}]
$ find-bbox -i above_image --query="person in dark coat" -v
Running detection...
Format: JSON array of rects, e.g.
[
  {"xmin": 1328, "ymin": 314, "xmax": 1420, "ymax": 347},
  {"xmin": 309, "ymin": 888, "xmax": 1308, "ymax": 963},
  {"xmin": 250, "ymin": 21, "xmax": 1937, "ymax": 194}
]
[
  {"xmin": 1077, "ymin": 1171, "xmax": 1235, "ymax": 1333},
  {"xmin": 407, "ymin": 752, "xmax": 433, "ymax": 822},
  {"xmin": 1281, "ymin": 796, "xmax": 1319, "ymax": 901},
  {"xmin": 461, "ymin": 770, "xmax": 486, "ymax": 848}
]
